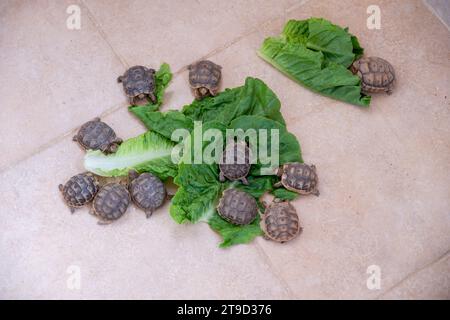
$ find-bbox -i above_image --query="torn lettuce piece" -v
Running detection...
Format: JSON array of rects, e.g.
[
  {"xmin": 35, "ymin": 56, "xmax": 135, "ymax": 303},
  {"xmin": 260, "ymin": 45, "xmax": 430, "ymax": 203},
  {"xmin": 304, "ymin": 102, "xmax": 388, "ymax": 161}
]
[
  {"xmin": 84, "ymin": 131, "xmax": 177, "ymax": 179},
  {"xmin": 258, "ymin": 18, "xmax": 371, "ymax": 107}
]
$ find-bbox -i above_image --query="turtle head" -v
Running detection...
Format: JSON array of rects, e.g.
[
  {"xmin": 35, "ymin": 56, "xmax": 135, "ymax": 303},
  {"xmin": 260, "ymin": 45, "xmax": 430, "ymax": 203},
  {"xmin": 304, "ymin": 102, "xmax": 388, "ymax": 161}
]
[{"xmin": 128, "ymin": 170, "xmax": 139, "ymax": 182}]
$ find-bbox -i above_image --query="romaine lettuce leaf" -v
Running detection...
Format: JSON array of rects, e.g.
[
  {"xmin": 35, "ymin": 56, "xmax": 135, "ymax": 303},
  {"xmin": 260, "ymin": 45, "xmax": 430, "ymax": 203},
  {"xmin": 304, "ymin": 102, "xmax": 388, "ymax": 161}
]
[
  {"xmin": 258, "ymin": 18, "xmax": 371, "ymax": 107},
  {"xmin": 130, "ymin": 77, "xmax": 287, "ymax": 136},
  {"xmin": 84, "ymin": 131, "xmax": 177, "ymax": 179}
]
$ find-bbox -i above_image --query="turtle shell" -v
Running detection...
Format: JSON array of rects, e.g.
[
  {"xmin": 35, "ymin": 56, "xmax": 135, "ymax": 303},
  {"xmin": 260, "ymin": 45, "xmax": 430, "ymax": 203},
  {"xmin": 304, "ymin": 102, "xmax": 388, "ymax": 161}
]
[
  {"xmin": 59, "ymin": 172, "xmax": 99, "ymax": 211},
  {"xmin": 118, "ymin": 66, "xmax": 156, "ymax": 98},
  {"xmin": 280, "ymin": 163, "xmax": 319, "ymax": 196},
  {"xmin": 262, "ymin": 201, "xmax": 301, "ymax": 243},
  {"xmin": 129, "ymin": 172, "xmax": 166, "ymax": 217},
  {"xmin": 219, "ymin": 141, "xmax": 251, "ymax": 182},
  {"xmin": 188, "ymin": 60, "xmax": 221, "ymax": 92},
  {"xmin": 93, "ymin": 183, "xmax": 130, "ymax": 223},
  {"xmin": 217, "ymin": 189, "xmax": 258, "ymax": 225},
  {"xmin": 74, "ymin": 118, "xmax": 120, "ymax": 152},
  {"xmin": 351, "ymin": 57, "xmax": 395, "ymax": 94}
]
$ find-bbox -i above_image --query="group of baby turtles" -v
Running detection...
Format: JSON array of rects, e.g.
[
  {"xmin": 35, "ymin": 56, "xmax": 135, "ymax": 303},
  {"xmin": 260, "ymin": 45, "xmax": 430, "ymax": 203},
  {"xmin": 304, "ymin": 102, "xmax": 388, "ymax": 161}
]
[
  {"xmin": 59, "ymin": 59, "xmax": 323, "ymax": 243},
  {"xmin": 59, "ymin": 60, "xmax": 223, "ymax": 224}
]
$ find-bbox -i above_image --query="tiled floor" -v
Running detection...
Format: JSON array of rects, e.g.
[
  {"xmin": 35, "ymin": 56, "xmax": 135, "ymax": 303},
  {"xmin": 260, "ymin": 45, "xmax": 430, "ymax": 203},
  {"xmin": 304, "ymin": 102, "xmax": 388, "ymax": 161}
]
[{"xmin": 1, "ymin": 0, "xmax": 449, "ymax": 299}]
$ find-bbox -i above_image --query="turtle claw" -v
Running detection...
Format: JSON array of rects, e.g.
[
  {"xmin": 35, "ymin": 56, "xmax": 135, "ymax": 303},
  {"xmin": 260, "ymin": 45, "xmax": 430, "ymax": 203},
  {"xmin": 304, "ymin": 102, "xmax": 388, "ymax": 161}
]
[
  {"xmin": 145, "ymin": 209, "xmax": 153, "ymax": 219},
  {"xmin": 273, "ymin": 181, "xmax": 282, "ymax": 188}
]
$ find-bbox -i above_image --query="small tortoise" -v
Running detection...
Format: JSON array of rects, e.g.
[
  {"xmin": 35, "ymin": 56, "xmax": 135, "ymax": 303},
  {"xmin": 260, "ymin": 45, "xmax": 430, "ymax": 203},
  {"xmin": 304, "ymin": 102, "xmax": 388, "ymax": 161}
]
[
  {"xmin": 91, "ymin": 183, "xmax": 130, "ymax": 225},
  {"xmin": 261, "ymin": 199, "xmax": 301, "ymax": 243},
  {"xmin": 351, "ymin": 57, "xmax": 395, "ymax": 95},
  {"xmin": 217, "ymin": 188, "xmax": 258, "ymax": 225},
  {"xmin": 275, "ymin": 163, "xmax": 319, "ymax": 196},
  {"xmin": 59, "ymin": 172, "xmax": 99, "ymax": 213},
  {"xmin": 188, "ymin": 60, "xmax": 222, "ymax": 100},
  {"xmin": 219, "ymin": 140, "xmax": 251, "ymax": 185},
  {"xmin": 128, "ymin": 170, "xmax": 167, "ymax": 218},
  {"xmin": 73, "ymin": 118, "xmax": 122, "ymax": 154},
  {"xmin": 118, "ymin": 66, "xmax": 157, "ymax": 105}
]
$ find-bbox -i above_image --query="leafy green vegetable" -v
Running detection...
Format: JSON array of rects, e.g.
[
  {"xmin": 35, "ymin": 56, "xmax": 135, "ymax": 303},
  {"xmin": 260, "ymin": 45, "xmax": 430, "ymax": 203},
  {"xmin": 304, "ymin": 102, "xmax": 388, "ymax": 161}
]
[
  {"xmin": 182, "ymin": 77, "xmax": 286, "ymax": 125},
  {"xmin": 131, "ymin": 63, "xmax": 172, "ymax": 110},
  {"xmin": 258, "ymin": 18, "xmax": 371, "ymax": 107},
  {"xmin": 229, "ymin": 115, "xmax": 302, "ymax": 175},
  {"xmin": 126, "ymin": 78, "xmax": 305, "ymax": 248},
  {"xmin": 130, "ymin": 77, "xmax": 287, "ymax": 141},
  {"xmin": 84, "ymin": 131, "xmax": 177, "ymax": 179},
  {"xmin": 129, "ymin": 107, "xmax": 193, "ymax": 140}
]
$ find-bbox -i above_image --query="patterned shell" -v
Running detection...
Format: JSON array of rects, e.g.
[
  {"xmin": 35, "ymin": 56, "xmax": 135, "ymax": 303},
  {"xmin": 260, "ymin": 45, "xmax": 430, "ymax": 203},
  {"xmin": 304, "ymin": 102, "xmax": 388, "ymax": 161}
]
[
  {"xmin": 351, "ymin": 57, "xmax": 395, "ymax": 94},
  {"xmin": 93, "ymin": 183, "xmax": 130, "ymax": 222},
  {"xmin": 129, "ymin": 173, "xmax": 166, "ymax": 212},
  {"xmin": 263, "ymin": 201, "xmax": 301, "ymax": 243},
  {"xmin": 188, "ymin": 60, "xmax": 221, "ymax": 90},
  {"xmin": 60, "ymin": 172, "xmax": 99, "ymax": 207},
  {"xmin": 217, "ymin": 189, "xmax": 258, "ymax": 225},
  {"xmin": 75, "ymin": 119, "xmax": 117, "ymax": 151},
  {"xmin": 219, "ymin": 141, "xmax": 251, "ymax": 180},
  {"xmin": 281, "ymin": 163, "xmax": 319, "ymax": 195},
  {"xmin": 119, "ymin": 66, "xmax": 155, "ymax": 97}
]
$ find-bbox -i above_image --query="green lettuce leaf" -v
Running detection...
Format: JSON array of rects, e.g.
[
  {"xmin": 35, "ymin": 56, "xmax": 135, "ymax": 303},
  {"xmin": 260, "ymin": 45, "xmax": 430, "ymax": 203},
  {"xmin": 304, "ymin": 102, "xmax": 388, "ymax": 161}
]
[
  {"xmin": 84, "ymin": 131, "xmax": 177, "ymax": 179},
  {"xmin": 182, "ymin": 77, "xmax": 285, "ymax": 125},
  {"xmin": 258, "ymin": 18, "xmax": 371, "ymax": 107},
  {"xmin": 229, "ymin": 115, "xmax": 303, "ymax": 175}
]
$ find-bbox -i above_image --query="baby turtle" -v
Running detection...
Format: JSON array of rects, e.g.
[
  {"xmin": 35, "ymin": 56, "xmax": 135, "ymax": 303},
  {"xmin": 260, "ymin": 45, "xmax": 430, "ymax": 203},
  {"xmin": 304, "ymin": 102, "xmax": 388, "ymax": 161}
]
[
  {"xmin": 128, "ymin": 171, "xmax": 167, "ymax": 218},
  {"xmin": 73, "ymin": 118, "xmax": 122, "ymax": 154},
  {"xmin": 219, "ymin": 140, "xmax": 251, "ymax": 185},
  {"xmin": 59, "ymin": 172, "xmax": 99, "ymax": 213},
  {"xmin": 261, "ymin": 199, "xmax": 301, "ymax": 243},
  {"xmin": 188, "ymin": 60, "xmax": 222, "ymax": 100},
  {"xmin": 217, "ymin": 188, "xmax": 258, "ymax": 225},
  {"xmin": 91, "ymin": 183, "xmax": 130, "ymax": 225},
  {"xmin": 275, "ymin": 163, "xmax": 319, "ymax": 196},
  {"xmin": 351, "ymin": 57, "xmax": 395, "ymax": 95},
  {"xmin": 117, "ymin": 66, "xmax": 157, "ymax": 105}
]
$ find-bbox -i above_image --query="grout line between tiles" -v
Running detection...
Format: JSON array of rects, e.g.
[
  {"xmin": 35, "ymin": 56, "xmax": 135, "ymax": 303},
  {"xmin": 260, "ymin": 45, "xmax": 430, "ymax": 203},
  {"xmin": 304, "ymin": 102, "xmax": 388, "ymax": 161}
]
[
  {"xmin": 422, "ymin": 0, "xmax": 450, "ymax": 32},
  {"xmin": 376, "ymin": 248, "xmax": 450, "ymax": 299},
  {"xmin": 254, "ymin": 242, "xmax": 296, "ymax": 299},
  {"xmin": 0, "ymin": 103, "xmax": 124, "ymax": 174},
  {"xmin": 78, "ymin": 0, "xmax": 129, "ymax": 68},
  {"xmin": 0, "ymin": 0, "xmax": 309, "ymax": 176}
]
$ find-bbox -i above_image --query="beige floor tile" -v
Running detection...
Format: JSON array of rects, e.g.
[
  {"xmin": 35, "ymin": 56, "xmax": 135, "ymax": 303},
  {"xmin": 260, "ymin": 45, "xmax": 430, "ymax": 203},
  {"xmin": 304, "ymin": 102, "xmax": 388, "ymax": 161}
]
[
  {"xmin": 0, "ymin": 0, "xmax": 127, "ymax": 170},
  {"xmin": 380, "ymin": 252, "xmax": 450, "ymax": 299},
  {"xmin": 81, "ymin": 0, "xmax": 299, "ymax": 72},
  {"xmin": 0, "ymin": 108, "xmax": 290, "ymax": 299},
  {"xmin": 195, "ymin": 0, "xmax": 450, "ymax": 299}
]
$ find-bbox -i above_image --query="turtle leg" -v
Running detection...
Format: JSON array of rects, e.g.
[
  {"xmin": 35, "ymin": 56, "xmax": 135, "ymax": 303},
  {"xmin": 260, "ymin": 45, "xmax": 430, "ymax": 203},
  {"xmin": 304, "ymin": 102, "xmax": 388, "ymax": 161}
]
[
  {"xmin": 219, "ymin": 171, "xmax": 226, "ymax": 182},
  {"xmin": 313, "ymin": 189, "xmax": 320, "ymax": 197},
  {"xmin": 387, "ymin": 88, "xmax": 393, "ymax": 95},
  {"xmin": 58, "ymin": 184, "xmax": 64, "ymax": 192},
  {"xmin": 97, "ymin": 219, "xmax": 113, "ymax": 226},
  {"xmin": 262, "ymin": 234, "xmax": 271, "ymax": 241},
  {"xmin": 72, "ymin": 135, "xmax": 78, "ymax": 142},
  {"xmin": 69, "ymin": 207, "xmax": 76, "ymax": 214},
  {"xmin": 129, "ymin": 96, "xmax": 135, "ymax": 105},
  {"xmin": 117, "ymin": 76, "xmax": 123, "ymax": 83},
  {"xmin": 100, "ymin": 144, "xmax": 110, "ymax": 154},
  {"xmin": 240, "ymin": 177, "xmax": 249, "ymax": 185},
  {"xmin": 145, "ymin": 208, "xmax": 154, "ymax": 219},
  {"xmin": 148, "ymin": 92, "xmax": 157, "ymax": 104},
  {"xmin": 193, "ymin": 88, "xmax": 202, "ymax": 100},
  {"xmin": 274, "ymin": 181, "xmax": 283, "ymax": 188},
  {"xmin": 92, "ymin": 117, "xmax": 101, "ymax": 122}
]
